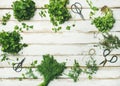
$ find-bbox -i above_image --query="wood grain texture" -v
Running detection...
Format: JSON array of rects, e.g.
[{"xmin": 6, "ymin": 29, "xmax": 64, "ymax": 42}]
[{"xmin": 0, "ymin": 0, "xmax": 120, "ymax": 86}]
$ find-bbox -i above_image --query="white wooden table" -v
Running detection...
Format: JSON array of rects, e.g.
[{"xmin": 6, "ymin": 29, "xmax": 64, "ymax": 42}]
[{"xmin": 0, "ymin": 0, "xmax": 120, "ymax": 86}]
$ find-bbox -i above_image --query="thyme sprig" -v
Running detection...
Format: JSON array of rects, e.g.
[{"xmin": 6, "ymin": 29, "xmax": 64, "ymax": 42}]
[{"xmin": 67, "ymin": 60, "xmax": 82, "ymax": 82}]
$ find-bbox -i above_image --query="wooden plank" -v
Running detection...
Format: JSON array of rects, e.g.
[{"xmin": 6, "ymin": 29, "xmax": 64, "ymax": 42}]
[
  {"xmin": 0, "ymin": 44, "xmax": 120, "ymax": 56},
  {"xmin": 0, "ymin": 9, "xmax": 120, "ymax": 21},
  {"xmin": 0, "ymin": 55, "xmax": 120, "ymax": 67},
  {"xmin": 0, "ymin": 20, "xmax": 120, "ymax": 32},
  {"xmin": 21, "ymin": 32, "xmax": 99, "ymax": 44},
  {"xmin": 0, "ymin": 0, "xmax": 120, "ymax": 8},
  {"xmin": 0, "ymin": 79, "xmax": 120, "ymax": 86},
  {"xmin": 21, "ymin": 32, "xmax": 120, "ymax": 44},
  {"xmin": 0, "ymin": 67, "xmax": 120, "ymax": 79}
]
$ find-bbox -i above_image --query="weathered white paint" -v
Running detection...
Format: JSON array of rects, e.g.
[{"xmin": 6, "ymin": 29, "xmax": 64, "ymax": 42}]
[
  {"xmin": 0, "ymin": 0, "xmax": 120, "ymax": 86},
  {"xmin": 0, "ymin": 0, "xmax": 120, "ymax": 8}
]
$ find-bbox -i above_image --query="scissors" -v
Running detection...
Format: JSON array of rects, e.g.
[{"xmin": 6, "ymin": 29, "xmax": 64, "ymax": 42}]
[
  {"xmin": 89, "ymin": 48, "xmax": 96, "ymax": 57},
  {"xmin": 13, "ymin": 58, "xmax": 25, "ymax": 72},
  {"xmin": 99, "ymin": 49, "xmax": 118, "ymax": 67},
  {"xmin": 71, "ymin": 2, "xmax": 85, "ymax": 20}
]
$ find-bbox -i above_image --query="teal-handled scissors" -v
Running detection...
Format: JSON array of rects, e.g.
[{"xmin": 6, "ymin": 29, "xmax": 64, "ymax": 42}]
[
  {"xmin": 13, "ymin": 58, "xmax": 25, "ymax": 72},
  {"xmin": 99, "ymin": 49, "xmax": 118, "ymax": 67},
  {"xmin": 71, "ymin": 2, "xmax": 85, "ymax": 20}
]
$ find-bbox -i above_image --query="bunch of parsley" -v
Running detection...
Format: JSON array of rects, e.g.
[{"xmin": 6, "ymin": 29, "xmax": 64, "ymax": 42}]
[{"xmin": 12, "ymin": 0, "xmax": 36, "ymax": 21}]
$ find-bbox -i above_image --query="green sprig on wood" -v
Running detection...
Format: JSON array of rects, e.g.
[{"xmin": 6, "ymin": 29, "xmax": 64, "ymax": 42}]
[
  {"xmin": 100, "ymin": 33, "xmax": 120, "ymax": 50},
  {"xmin": 2, "ymin": 12, "xmax": 11, "ymax": 25}
]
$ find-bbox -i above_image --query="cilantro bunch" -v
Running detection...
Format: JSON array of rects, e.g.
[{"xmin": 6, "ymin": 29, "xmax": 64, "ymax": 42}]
[
  {"xmin": 45, "ymin": 0, "xmax": 71, "ymax": 26},
  {"xmin": 92, "ymin": 6, "xmax": 115, "ymax": 33},
  {"xmin": 12, "ymin": 0, "xmax": 36, "ymax": 21},
  {"xmin": 37, "ymin": 54, "xmax": 66, "ymax": 86},
  {"xmin": 0, "ymin": 30, "xmax": 27, "ymax": 54}
]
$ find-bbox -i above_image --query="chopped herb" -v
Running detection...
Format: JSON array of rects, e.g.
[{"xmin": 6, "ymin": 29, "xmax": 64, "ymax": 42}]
[
  {"xmin": 67, "ymin": 60, "xmax": 82, "ymax": 82},
  {"xmin": 14, "ymin": 23, "xmax": 33, "ymax": 32},
  {"xmin": 39, "ymin": 9, "xmax": 47, "ymax": 18},
  {"xmin": 12, "ymin": 0, "xmax": 36, "ymax": 21},
  {"xmin": 100, "ymin": 33, "xmax": 120, "ymax": 50},
  {"xmin": 2, "ymin": 12, "xmax": 11, "ymax": 25},
  {"xmin": 37, "ymin": 54, "xmax": 66, "ymax": 86},
  {"xmin": 0, "ymin": 30, "xmax": 28, "ymax": 54},
  {"xmin": 92, "ymin": 6, "xmax": 115, "ymax": 33},
  {"xmin": 0, "ymin": 54, "xmax": 9, "ymax": 62},
  {"xmin": 52, "ymin": 26, "xmax": 62, "ymax": 32},
  {"xmin": 66, "ymin": 26, "xmax": 71, "ymax": 30}
]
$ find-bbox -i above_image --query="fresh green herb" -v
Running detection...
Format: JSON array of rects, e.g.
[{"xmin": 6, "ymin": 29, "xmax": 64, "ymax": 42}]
[
  {"xmin": 12, "ymin": 0, "xmax": 36, "ymax": 21},
  {"xmin": 39, "ymin": 9, "xmax": 47, "ymax": 18},
  {"xmin": 25, "ymin": 60, "xmax": 38, "ymax": 79},
  {"xmin": 2, "ymin": 12, "xmax": 11, "ymax": 25},
  {"xmin": 92, "ymin": 6, "xmax": 115, "ymax": 33},
  {"xmin": 66, "ymin": 26, "xmax": 71, "ymax": 30},
  {"xmin": 19, "ymin": 60, "xmax": 38, "ymax": 81},
  {"xmin": 100, "ymin": 33, "xmax": 120, "ymax": 50},
  {"xmin": 22, "ymin": 23, "xmax": 33, "ymax": 30},
  {"xmin": 86, "ymin": 0, "xmax": 99, "ymax": 18},
  {"xmin": 52, "ymin": 26, "xmax": 62, "ymax": 32},
  {"xmin": 14, "ymin": 23, "xmax": 33, "ymax": 32},
  {"xmin": 0, "ymin": 54, "xmax": 9, "ymax": 62},
  {"xmin": 45, "ymin": 0, "xmax": 71, "ymax": 26},
  {"xmin": 84, "ymin": 57, "xmax": 98, "ymax": 79},
  {"xmin": 37, "ymin": 54, "xmax": 66, "ymax": 86},
  {"xmin": 0, "ymin": 30, "xmax": 28, "ymax": 54},
  {"xmin": 67, "ymin": 60, "xmax": 82, "ymax": 82}
]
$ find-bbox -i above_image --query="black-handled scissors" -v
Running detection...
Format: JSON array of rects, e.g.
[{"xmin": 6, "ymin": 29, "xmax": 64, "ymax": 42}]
[
  {"xmin": 71, "ymin": 2, "xmax": 85, "ymax": 20},
  {"xmin": 99, "ymin": 49, "xmax": 118, "ymax": 67},
  {"xmin": 13, "ymin": 58, "xmax": 25, "ymax": 72}
]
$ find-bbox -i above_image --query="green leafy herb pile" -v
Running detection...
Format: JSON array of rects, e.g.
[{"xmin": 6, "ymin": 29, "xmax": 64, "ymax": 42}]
[
  {"xmin": 67, "ymin": 60, "xmax": 82, "ymax": 82},
  {"xmin": 86, "ymin": 0, "xmax": 115, "ymax": 33},
  {"xmin": 2, "ymin": 12, "xmax": 11, "ymax": 25},
  {"xmin": 45, "ymin": 0, "xmax": 71, "ymax": 26},
  {"xmin": 92, "ymin": 6, "xmax": 115, "ymax": 33},
  {"xmin": 12, "ymin": 0, "xmax": 36, "ymax": 21},
  {"xmin": 37, "ymin": 54, "xmax": 66, "ymax": 86},
  {"xmin": 0, "ymin": 30, "xmax": 28, "ymax": 54},
  {"xmin": 100, "ymin": 33, "xmax": 120, "ymax": 50}
]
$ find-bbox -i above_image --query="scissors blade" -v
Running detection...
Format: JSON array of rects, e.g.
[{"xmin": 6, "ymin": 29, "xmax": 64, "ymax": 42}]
[
  {"xmin": 79, "ymin": 13, "xmax": 85, "ymax": 20},
  {"xmin": 99, "ymin": 60, "xmax": 107, "ymax": 67}
]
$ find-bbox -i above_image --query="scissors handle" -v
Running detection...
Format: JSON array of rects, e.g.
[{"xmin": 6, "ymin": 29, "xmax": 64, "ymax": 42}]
[
  {"xmin": 103, "ymin": 49, "xmax": 111, "ymax": 57},
  {"xmin": 13, "ymin": 63, "xmax": 22, "ymax": 72},
  {"xmin": 109, "ymin": 55, "xmax": 118, "ymax": 63},
  {"xmin": 71, "ymin": 2, "xmax": 82, "ymax": 13}
]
